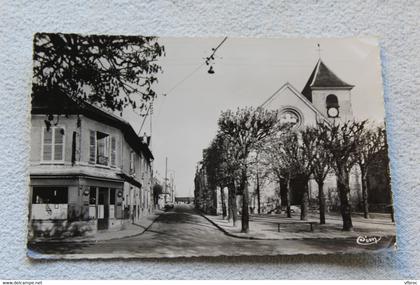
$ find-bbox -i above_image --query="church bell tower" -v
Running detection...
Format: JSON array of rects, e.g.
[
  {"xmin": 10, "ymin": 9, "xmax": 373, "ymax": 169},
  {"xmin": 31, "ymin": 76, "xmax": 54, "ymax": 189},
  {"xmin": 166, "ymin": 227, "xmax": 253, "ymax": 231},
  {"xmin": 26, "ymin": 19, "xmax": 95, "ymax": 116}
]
[{"xmin": 301, "ymin": 59, "xmax": 354, "ymax": 122}]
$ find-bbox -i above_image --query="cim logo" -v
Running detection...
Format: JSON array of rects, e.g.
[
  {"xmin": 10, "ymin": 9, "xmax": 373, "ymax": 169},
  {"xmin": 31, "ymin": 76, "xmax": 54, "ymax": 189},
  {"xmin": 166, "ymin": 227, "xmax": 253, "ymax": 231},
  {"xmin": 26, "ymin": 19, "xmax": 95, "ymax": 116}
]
[{"xmin": 356, "ymin": 235, "xmax": 382, "ymax": 245}]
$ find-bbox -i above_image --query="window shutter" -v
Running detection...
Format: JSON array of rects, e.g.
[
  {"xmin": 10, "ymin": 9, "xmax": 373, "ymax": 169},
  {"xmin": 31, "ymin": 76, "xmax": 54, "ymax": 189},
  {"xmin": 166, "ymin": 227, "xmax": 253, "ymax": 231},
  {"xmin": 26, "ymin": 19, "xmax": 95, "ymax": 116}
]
[
  {"xmin": 54, "ymin": 128, "xmax": 64, "ymax": 161},
  {"xmin": 42, "ymin": 128, "xmax": 53, "ymax": 161},
  {"xmin": 110, "ymin": 136, "xmax": 116, "ymax": 166},
  {"xmin": 89, "ymin": 130, "xmax": 96, "ymax": 163},
  {"xmin": 130, "ymin": 152, "xmax": 135, "ymax": 173}
]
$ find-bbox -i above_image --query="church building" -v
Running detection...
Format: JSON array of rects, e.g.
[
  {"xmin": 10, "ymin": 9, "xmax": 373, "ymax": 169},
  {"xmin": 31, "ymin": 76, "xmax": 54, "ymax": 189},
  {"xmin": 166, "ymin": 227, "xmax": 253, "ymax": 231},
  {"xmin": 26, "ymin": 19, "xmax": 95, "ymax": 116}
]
[{"xmin": 252, "ymin": 58, "xmax": 363, "ymax": 213}]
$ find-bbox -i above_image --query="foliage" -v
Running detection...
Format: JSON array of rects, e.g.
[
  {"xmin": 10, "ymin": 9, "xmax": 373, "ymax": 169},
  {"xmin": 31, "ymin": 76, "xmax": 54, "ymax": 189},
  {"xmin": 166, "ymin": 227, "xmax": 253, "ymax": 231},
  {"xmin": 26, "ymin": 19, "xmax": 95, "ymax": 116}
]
[
  {"xmin": 32, "ymin": 33, "xmax": 165, "ymax": 115},
  {"xmin": 153, "ymin": 183, "xmax": 163, "ymax": 205},
  {"xmin": 205, "ymin": 133, "xmax": 242, "ymax": 188}
]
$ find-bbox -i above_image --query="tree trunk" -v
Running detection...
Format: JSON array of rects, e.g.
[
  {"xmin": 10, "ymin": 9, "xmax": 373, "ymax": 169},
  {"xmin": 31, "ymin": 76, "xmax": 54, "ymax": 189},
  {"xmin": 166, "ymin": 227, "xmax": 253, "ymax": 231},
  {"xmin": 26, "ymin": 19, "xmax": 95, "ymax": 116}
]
[
  {"xmin": 228, "ymin": 181, "xmax": 237, "ymax": 226},
  {"xmin": 241, "ymin": 169, "xmax": 250, "ymax": 233},
  {"xmin": 220, "ymin": 185, "xmax": 227, "ymax": 218},
  {"xmin": 318, "ymin": 181, "xmax": 326, "ymax": 224},
  {"xmin": 384, "ymin": 160, "xmax": 395, "ymax": 223},
  {"xmin": 361, "ymin": 166, "xmax": 369, "ymax": 219},
  {"xmin": 227, "ymin": 193, "xmax": 231, "ymax": 220},
  {"xmin": 286, "ymin": 175, "xmax": 292, "ymax": 218},
  {"xmin": 337, "ymin": 168, "xmax": 353, "ymax": 231},
  {"xmin": 300, "ymin": 178, "xmax": 309, "ymax": 221},
  {"xmin": 256, "ymin": 172, "xmax": 261, "ymax": 214}
]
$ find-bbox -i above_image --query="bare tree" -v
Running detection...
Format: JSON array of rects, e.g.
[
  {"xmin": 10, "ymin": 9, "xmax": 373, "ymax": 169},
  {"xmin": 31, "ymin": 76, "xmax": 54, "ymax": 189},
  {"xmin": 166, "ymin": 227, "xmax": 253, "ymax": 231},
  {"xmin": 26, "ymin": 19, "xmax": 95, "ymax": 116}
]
[
  {"xmin": 355, "ymin": 126, "xmax": 387, "ymax": 218},
  {"xmin": 301, "ymin": 127, "xmax": 333, "ymax": 224},
  {"xmin": 279, "ymin": 131, "xmax": 315, "ymax": 220},
  {"xmin": 218, "ymin": 107, "xmax": 280, "ymax": 233},
  {"xmin": 259, "ymin": 138, "xmax": 294, "ymax": 218},
  {"xmin": 318, "ymin": 121, "xmax": 367, "ymax": 231}
]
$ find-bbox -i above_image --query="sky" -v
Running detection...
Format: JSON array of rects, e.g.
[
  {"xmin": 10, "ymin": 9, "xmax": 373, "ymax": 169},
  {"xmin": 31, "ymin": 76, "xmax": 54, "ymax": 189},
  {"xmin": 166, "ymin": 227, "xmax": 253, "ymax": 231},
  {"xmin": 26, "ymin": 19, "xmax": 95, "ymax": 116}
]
[{"xmin": 124, "ymin": 37, "xmax": 385, "ymax": 197}]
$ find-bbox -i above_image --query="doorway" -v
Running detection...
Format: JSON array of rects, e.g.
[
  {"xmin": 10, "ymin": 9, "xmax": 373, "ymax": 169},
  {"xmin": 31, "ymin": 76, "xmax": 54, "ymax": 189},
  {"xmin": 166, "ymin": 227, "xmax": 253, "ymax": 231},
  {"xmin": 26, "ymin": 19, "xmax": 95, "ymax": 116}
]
[{"xmin": 97, "ymin": 187, "xmax": 109, "ymax": 230}]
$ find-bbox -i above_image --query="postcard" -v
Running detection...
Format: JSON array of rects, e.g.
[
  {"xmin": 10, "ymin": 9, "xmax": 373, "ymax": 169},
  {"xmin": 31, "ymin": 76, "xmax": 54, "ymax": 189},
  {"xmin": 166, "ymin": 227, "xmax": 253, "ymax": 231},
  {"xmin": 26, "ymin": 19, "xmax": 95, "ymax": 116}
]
[{"xmin": 27, "ymin": 34, "xmax": 395, "ymax": 258}]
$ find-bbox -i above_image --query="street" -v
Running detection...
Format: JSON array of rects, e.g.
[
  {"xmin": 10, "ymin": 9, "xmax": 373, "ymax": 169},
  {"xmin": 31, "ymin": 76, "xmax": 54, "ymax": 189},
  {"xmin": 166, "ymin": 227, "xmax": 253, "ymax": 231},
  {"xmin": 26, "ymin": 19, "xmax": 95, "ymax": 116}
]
[{"xmin": 28, "ymin": 204, "xmax": 395, "ymax": 259}]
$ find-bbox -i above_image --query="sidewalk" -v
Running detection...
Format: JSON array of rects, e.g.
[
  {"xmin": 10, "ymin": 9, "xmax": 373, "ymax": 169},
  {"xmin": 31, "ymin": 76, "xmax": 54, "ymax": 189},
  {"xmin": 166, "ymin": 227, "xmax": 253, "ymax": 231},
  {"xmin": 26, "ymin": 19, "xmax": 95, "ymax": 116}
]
[
  {"xmin": 30, "ymin": 210, "xmax": 163, "ymax": 243},
  {"xmin": 203, "ymin": 212, "xmax": 396, "ymax": 240}
]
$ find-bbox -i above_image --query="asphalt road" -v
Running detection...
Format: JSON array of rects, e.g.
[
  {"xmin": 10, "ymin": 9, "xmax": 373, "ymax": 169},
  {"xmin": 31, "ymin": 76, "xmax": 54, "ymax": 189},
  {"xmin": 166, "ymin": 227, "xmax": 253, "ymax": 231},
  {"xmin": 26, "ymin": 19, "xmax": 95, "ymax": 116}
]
[{"xmin": 28, "ymin": 204, "xmax": 395, "ymax": 259}]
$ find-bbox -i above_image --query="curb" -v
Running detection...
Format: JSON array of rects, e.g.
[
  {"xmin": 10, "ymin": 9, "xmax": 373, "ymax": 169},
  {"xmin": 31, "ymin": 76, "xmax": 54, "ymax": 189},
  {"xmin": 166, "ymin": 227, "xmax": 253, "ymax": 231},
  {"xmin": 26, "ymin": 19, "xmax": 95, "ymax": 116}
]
[
  {"xmin": 28, "ymin": 211, "xmax": 163, "ymax": 244},
  {"xmin": 198, "ymin": 210, "xmax": 395, "ymax": 242},
  {"xmin": 197, "ymin": 210, "xmax": 273, "ymax": 240}
]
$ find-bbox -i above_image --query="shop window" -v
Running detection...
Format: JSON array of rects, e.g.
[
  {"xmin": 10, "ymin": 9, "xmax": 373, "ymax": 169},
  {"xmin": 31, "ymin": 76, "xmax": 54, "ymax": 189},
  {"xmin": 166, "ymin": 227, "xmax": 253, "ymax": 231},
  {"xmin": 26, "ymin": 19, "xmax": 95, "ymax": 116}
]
[
  {"xmin": 110, "ymin": 188, "xmax": 116, "ymax": 205},
  {"xmin": 32, "ymin": 187, "xmax": 68, "ymax": 204},
  {"xmin": 89, "ymin": 187, "xmax": 97, "ymax": 204},
  {"xmin": 42, "ymin": 127, "xmax": 65, "ymax": 162}
]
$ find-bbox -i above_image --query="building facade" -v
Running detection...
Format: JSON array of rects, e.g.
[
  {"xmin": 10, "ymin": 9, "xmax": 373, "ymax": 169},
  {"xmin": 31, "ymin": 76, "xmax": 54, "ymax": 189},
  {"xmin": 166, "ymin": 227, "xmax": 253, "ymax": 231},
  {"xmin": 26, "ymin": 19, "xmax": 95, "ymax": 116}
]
[{"xmin": 29, "ymin": 92, "xmax": 154, "ymax": 239}]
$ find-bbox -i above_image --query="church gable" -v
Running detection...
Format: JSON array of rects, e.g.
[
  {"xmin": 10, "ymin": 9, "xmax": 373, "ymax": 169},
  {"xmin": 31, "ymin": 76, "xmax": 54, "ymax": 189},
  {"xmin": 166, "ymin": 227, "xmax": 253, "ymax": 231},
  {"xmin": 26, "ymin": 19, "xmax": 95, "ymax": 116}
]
[{"xmin": 261, "ymin": 83, "xmax": 327, "ymax": 127}]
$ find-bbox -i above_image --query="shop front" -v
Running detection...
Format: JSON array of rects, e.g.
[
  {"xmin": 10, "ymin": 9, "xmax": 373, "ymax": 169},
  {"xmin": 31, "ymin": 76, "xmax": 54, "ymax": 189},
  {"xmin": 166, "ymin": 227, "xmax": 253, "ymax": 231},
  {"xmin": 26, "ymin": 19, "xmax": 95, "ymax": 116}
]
[{"xmin": 29, "ymin": 174, "xmax": 125, "ymax": 239}]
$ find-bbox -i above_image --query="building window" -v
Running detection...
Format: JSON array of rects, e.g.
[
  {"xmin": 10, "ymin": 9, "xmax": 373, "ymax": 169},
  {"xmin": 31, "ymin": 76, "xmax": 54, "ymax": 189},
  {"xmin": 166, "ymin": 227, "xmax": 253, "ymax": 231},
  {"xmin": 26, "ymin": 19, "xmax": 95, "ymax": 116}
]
[
  {"xmin": 89, "ymin": 130, "xmax": 117, "ymax": 166},
  {"xmin": 32, "ymin": 187, "xmax": 68, "ymax": 204},
  {"xmin": 96, "ymin": 131, "xmax": 110, "ymax": 165},
  {"xmin": 279, "ymin": 108, "xmax": 302, "ymax": 129},
  {"xmin": 42, "ymin": 127, "xmax": 65, "ymax": 162},
  {"xmin": 326, "ymin": 94, "xmax": 339, "ymax": 118},
  {"xmin": 130, "ymin": 151, "xmax": 135, "ymax": 173}
]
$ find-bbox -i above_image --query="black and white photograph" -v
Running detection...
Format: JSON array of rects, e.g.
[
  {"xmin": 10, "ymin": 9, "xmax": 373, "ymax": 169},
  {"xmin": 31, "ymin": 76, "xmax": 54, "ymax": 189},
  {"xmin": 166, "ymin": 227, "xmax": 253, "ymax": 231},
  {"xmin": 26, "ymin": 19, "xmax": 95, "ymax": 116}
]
[{"xmin": 27, "ymin": 34, "xmax": 396, "ymax": 259}]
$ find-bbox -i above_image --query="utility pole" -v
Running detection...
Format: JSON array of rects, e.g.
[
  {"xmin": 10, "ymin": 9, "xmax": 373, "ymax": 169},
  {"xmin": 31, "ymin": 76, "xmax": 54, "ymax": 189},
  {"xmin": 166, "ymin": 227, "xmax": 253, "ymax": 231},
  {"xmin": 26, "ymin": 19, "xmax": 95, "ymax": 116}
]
[
  {"xmin": 171, "ymin": 175, "xmax": 174, "ymax": 203},
  {"xmin": 256, "ymin": 152, "xmax": 261, "ymax": 214},
  {"xmin": 164, "ymin": 157, "xmax": 168, "ymax": 204}
]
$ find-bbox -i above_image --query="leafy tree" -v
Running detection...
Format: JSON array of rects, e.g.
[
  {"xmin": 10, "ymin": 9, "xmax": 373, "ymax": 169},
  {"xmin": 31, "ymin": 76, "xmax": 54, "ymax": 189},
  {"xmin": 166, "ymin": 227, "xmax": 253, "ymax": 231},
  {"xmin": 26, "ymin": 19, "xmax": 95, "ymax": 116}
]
[
  {"xmin": 32, "ymin": 33, "xmax": 165, "ymax": 117},
  {"xmin": 318, "ymin": 121, "xmax": 367, "ymax": 231},
  {"xmin": 209, "ymin": 133, "xmax": 243, "ymax": 225},
  {"xmin": 218, "ymin": 107, "xmax": 280, "ymax": 233},
  {"xmin": 354, "ymin": 126, "xmax": 387, "ymax": 218},
  {"xmin": 204, "ymin": 138, "xmax": 231, "ymax": 219},
  {"xmin": 152, "ymin": 183, "xmax": 163, "ymax": 206}
]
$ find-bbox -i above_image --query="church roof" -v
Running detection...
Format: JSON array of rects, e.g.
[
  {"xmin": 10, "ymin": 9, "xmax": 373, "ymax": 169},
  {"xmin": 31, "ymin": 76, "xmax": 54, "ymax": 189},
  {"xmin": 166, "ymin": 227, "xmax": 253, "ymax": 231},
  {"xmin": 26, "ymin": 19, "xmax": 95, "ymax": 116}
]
[{"xmin": 302, "ymin": 59, "xmax": 354, "ymax": 102}]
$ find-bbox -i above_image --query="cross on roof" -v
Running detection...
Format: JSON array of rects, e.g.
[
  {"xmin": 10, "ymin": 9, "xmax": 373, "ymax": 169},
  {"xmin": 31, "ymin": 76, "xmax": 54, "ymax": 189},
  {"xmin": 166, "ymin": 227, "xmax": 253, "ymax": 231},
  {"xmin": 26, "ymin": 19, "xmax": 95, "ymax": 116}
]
[{"xmin": 316, "ymin": 43, "xmax": 323, "ymax": 59}]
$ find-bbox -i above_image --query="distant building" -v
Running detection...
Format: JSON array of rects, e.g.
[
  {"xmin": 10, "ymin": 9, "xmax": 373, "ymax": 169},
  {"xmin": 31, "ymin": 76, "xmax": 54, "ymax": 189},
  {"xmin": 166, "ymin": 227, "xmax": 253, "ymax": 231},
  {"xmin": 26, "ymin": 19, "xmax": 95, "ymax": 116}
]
[
  {"xmin": 29, "ymin": 92, "xmax": 155, "ymax": 238},
  {"xmin": 175, "ymin": 197, "xmax": 194, "ymax": 204}
]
